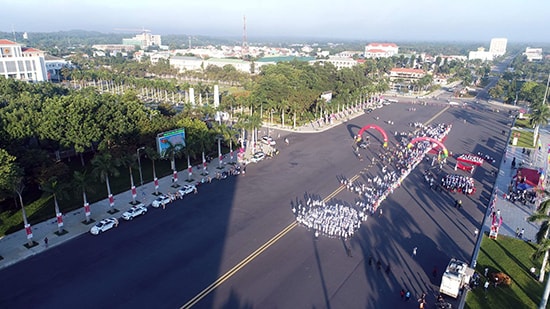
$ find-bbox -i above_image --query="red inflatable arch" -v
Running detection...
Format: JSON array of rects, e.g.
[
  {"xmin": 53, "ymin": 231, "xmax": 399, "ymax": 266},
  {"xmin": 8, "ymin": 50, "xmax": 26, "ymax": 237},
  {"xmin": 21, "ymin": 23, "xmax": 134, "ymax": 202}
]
[
  {"xmin": 355, "ymin": 124, "xmax": 388, "ymax": 147},
  {"xmin": 407, "ymin": 136, "xmax": 449, "ymax": 158}
]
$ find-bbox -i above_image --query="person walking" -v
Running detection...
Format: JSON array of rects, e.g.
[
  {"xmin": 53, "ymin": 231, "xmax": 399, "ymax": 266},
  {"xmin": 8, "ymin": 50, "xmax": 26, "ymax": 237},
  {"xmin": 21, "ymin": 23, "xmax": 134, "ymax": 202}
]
[
  {"xmin": 412, "ymin": 247, "xmax": 417, "ymax": 257},
  {"xmin": 405, "ymin": 290, "xmax": 411, "ymax": 301},
  {"xmin": 44, "ymin": 237, "xmax": 49, "ymax": 248},
  {"xmin": 519, "ymin": 228, "xmax": 525, "ymax": 239},
  {"xmin": 400, "ymin": 289, "xmax": 405, "ymax": 300}
]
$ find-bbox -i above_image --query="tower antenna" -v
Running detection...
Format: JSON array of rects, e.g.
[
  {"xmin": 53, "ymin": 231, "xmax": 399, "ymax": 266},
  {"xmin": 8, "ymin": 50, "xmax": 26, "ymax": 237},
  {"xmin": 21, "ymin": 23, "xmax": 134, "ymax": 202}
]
[{"xmin": 242, "ymin": 15, "xmax": 248, "ymax": 58}]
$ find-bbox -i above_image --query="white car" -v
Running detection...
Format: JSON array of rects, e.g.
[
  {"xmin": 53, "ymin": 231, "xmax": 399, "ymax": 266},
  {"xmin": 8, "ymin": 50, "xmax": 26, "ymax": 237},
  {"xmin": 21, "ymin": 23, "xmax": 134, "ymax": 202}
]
[
  {"xmin": 250, "ymin": 151, "xmax": 266, "ymax": 163},
  {"xmin": 121, "ymin": 204, "xmax": 148, "ymax": 221},
  {"xmin": 151, "ymin": 195, "xmax": 171, "ymax": 208},
  {"xmin": 178, "ymin": 184, "xmax": 196, "ymax": 196},
  {"xmin": 90, "ymin": 218, "xmax": 119, "ymax": 235},
  {"xmin": 261, "ymin": 136, "xmax": 276, "ymax": 146}
]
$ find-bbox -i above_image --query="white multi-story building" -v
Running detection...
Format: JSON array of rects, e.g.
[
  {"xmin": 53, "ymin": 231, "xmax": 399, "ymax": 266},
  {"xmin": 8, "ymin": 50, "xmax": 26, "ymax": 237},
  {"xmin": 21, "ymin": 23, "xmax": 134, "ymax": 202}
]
[
  {"xmin": 524, "ymin": 47, "xmax": 543, "ymax": 62},
  {"xmin": 122, "ymin": 31, "xmax": 162, "ymax": 49},
  {"xmin": 0, "ymin": 39, "xmax": 48, "ymax": 82},
  {"xmin": 364, "ymin": 43, "xmax": 399, "ymax": 58},
  {"xmin": 44, "ymin": 55, "xmax": 72, "ymax": 81},
  {"xmin": 469, "ymin": 47, "xmax": 494, "ymax": 61},
  {"xmin": 311, "ymin": 56, "xmax": 358, "ymax": 70},
  {"xmin": 489, "ymin": 38, "xmax": 507, "ymax": 57}
]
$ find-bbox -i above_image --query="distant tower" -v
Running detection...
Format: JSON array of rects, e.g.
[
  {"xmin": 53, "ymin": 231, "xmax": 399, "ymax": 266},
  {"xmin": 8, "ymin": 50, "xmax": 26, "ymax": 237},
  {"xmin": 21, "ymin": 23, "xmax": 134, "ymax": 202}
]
[
  {"xmin": 242, "ymin": 15, "xmax": 248, "ymax": 58},
  {"xmin": 188, "ymin": 35, "xmax": 191, "ymax": 49}
]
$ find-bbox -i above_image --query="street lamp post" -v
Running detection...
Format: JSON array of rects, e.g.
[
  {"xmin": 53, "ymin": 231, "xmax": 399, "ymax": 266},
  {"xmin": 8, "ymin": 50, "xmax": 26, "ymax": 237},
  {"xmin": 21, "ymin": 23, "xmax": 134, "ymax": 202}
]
[{"xmin": 136, "ymin": 147, "xmax": 146, "ymax": 188}]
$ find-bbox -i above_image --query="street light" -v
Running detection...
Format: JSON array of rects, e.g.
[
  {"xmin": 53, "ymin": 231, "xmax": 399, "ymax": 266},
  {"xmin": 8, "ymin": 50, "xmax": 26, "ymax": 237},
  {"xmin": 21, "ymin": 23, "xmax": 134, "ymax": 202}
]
[{"xmin": 136, "ymin": 147, "xmax": 146, "ymax": 188}]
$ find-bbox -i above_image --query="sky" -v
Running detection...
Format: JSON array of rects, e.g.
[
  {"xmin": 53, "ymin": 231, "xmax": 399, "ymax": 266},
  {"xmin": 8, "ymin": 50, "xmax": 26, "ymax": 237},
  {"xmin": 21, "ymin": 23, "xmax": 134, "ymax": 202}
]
[{"xmin": 3, "ymin": 0, "xmax": 550, "ymax": 42}]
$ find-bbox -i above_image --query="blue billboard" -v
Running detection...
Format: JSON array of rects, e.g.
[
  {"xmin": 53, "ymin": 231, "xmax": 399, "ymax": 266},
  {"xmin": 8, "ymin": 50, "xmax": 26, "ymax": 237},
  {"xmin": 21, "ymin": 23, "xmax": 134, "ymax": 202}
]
[{"xmin": 157, "ymin": 128, "xmax": 186, "ymax": 158}]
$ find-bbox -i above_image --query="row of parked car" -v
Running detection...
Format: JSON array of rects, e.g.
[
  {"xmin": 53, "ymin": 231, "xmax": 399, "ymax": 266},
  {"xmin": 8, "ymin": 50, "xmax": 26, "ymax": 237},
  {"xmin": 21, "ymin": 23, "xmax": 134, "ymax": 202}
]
[{"xmin": 89, "ymin": 184, "xmax": 197, "ymax": 235}]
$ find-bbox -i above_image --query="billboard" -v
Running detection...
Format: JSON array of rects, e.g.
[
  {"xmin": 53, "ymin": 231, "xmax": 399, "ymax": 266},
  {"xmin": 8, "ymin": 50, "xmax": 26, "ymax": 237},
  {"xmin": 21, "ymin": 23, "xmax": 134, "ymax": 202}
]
[{"xmin": 157, "ymin": 128, "xmax": 186, "ymax": 158}]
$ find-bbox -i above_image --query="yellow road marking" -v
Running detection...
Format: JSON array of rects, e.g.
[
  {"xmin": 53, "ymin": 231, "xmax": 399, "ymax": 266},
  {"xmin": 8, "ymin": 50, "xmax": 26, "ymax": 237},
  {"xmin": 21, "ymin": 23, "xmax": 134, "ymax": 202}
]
[{"xmin": 181, "ymin": 105, "xmax": 449, "ymax": 308}]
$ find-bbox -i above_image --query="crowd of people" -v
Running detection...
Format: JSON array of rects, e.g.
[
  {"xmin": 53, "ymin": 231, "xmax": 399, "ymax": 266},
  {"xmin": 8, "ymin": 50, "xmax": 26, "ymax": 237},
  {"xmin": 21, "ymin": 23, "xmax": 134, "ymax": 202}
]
[
  {"xmin": 441, "ymin": 174, "xmax": 476, "ymax": 194},
  {"xmin": 293, "ymin": 123, "xmax": 453, "ymax": 238},
  {"xmin": 292, "ymin": 198, "xmax": 361, "ymax": 239}
]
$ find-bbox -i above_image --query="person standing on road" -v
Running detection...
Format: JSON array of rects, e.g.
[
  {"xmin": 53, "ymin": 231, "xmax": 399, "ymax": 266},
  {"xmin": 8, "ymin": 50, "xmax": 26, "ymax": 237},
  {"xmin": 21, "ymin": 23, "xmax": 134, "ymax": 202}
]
[
  {"xmin": 519, "ymin": 228, "xmax": 525, "ymax": 239},
  {"xmin": 44, "ymin": 237, "xmax": 48, "ymax": 248}
]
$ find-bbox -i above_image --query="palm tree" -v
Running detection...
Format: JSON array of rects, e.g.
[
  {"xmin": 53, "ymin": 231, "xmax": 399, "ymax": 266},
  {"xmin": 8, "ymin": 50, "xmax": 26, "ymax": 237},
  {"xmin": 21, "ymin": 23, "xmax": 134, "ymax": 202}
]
[
  {"xmin": 528, "ymin": 199, "xmax": 550, "ymax": 283},
  {"xmin": 530, "ymin": 101, "xmax": 550, "ymax": 147},
  {"xmin": 41, "ymin": 177, "xmax": 69, "ymax": 234},
  {"xmin": 14, "ymin": 177, "xmax": 34, "ymax": 247},
  {"xmin": 73, "ymin": 170, "xmax": 93, "ymax": 223},
  {"xmin": 528, "ymin": 199, "xmax": 550, "ymax": 308},
  {"xmin": 180, "ymin": 136, "xmax": 197, "ymax": 182},
  {"xmin": 195, "ymin": 129, "xmax": 214, "ymax": 175},
  {"xmin": 120, "ymin": 154, "xmax": 139, "ymax": 204},
  {"xmin": 91, "ymin": 153, "xmax": 120, "ymax": 212},
  {"xmin": 144, "ymin": 146, "xmax": 161, "ymax": 195},
  {"xmin": 219, "ymin": 124, "xmax": 238, "ymax": 163},
  {"xmin": 163, "ymin": 141, "xmax": 183, "ymax": 186}
]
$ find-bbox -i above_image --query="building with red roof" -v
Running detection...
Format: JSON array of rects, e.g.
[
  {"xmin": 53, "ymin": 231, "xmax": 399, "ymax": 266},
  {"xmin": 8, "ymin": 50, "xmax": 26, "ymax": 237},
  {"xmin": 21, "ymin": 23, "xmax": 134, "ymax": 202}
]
[
  {"xmin": 364, "ymin": 43, "xmax": 399, "ymax": 58},
  {"xmin": 0, "ymin": 39, "xmax": 48, "ymax": 82}
]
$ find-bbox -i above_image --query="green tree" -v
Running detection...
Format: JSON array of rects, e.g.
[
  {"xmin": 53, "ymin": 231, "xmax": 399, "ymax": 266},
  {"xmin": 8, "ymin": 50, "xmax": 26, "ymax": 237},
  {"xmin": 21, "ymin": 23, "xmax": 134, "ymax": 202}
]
[
  {"xmin": 0, "ymin": 148, "xmax": 18, "ymax": 199},
  {"xmin": 73, "ymin": 170, "xmax": 93, "ymax": 223},
  {"xmin": 91, "ymin": 153, "xmax": 120, "ymax": 212},
  {"xmin": 120, "ymin": 154, "xmax": 138, "ymax": 204},
  {"xmin": 144, "ymin": 146, "xmax": 161, "ymax": 195},
  {"xmin": 40, "ymin": 176, "xmax": 69, "ymax": 234}
]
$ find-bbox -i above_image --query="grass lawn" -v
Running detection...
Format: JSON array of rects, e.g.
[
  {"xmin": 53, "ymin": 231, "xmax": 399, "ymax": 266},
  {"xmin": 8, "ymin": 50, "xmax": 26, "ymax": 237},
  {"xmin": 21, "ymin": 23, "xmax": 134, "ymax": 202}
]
[
  {"xmin": 515, "ymin": 117, "xmax": 532, "ymax": 129},
  {"xmin": 465, "ymin": 234, "xmax": 545, "ymax": 309},
  {"xmin": 510, "ymin": 129, "xmax": 536, "ymax": 149}
]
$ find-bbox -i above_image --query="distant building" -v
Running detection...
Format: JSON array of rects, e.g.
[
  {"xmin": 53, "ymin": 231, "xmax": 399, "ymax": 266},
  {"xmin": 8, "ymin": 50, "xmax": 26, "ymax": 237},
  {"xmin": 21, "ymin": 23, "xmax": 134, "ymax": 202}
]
[
  {"xmin": 92, "ymin": 44, "xmax": 136, "ymax": 54},
  {"xmin": 524, "ymin": 47, "xmax": 543, "ymax": 62},
  {"xmin": 170, "ymin": 56, "xmax": 268, "ymax": 74},
  {"xmin": 389, "ymin": 68, "xmax": 426, "ymax": 91},
  {"xmin": 311, "ymin": 56, "xmax": 358, "ymax": 70},
  {"xmin": 122, "ymin": 30, "xmax": 162, "ymax": 49},
  {"xmin": 44, "ymin": 55, "xmax": 72, "ymax": 81},
  {"xmin": 0, "ymin": 39, "xmax": 48, "ymax": 82},
  {"xmin": 469, "ymin": 47, "xmax": 494, "ymax": 61},
  {"xmin": 489, "ymin": 38, "xmax": 507, "ymax": 57},
  {"xmin": 364, "ymin": 43, "xmax": 399, "ymax": 58}
]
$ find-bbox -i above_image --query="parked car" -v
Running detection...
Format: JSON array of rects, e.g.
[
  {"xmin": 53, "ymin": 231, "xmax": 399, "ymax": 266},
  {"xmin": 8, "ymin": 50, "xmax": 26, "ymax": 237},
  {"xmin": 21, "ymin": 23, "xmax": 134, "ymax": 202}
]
[
  {"xmin": 250, "ymin": 151, "xmax": 266, "ymax": 163},
  {"xmin": 90, "ymin": 218, "xmax": 119, "ymax": 235},
  {"xmin": 178, "ymin": 184, "xmax": 196, "ymax": 196},
  {"xmin": 151, "ymin": 195, "xmax": 171, "ymax": 208},
  {"xmin": 261, "ymin": 136, "xmax": 276, "ymax": 146},
  {"xmin": 121, "ymin": 204, "xmax": 148, "ymax": 221}
]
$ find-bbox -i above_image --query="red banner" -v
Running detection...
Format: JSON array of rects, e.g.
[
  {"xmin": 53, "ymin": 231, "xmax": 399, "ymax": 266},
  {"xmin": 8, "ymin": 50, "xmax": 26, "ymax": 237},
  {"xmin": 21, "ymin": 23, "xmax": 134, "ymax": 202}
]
[
  {"xmin": 25, "ymin": 224, "xmax": 33, "ymax": 239},
  {"xmin": 108, "ymin": 194, "xmax": 114, "ymax": 206},
  {"xmin": 56, "ymin": 212, "xmax": 64, "ymax": 227},
  {"xmin": 154, "ymin": 177, "xmax": 159, "ymax": 189},
  {"xmin": 173, "ymin": 170, "xmax": 178, "ymax": 182},
  {"xmin": 84, "ymin": 202, "xmax": 90, "ymax": 216},
  {"xmin": 131, "ymin": 186, "xmax": 137, "ymax": 198}
]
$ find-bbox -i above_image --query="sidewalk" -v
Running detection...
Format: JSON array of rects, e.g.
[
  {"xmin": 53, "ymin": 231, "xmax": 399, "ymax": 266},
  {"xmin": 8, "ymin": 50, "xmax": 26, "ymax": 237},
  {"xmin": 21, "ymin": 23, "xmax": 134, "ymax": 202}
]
[{"xmin": 483, "ymin": 126, "xmax": 550, "ymax": 242}]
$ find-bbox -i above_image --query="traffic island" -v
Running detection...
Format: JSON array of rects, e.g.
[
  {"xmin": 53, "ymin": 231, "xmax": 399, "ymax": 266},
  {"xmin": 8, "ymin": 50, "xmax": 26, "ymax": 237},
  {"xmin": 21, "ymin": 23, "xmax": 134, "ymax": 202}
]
[
  {"xmin": 81, "ymin": 218, "xmax": 96, "ymax": 225},
  {"xmin": 23, "ymin": 241, "xmax": 39, "ymax": 249}
]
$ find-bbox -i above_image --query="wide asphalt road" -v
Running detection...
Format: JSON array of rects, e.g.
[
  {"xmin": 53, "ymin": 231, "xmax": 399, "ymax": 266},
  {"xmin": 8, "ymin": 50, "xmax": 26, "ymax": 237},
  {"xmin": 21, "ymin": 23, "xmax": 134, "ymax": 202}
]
[{"xmin": 0, "ymin": 101, "xmax": 511, "ymax": 309}]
